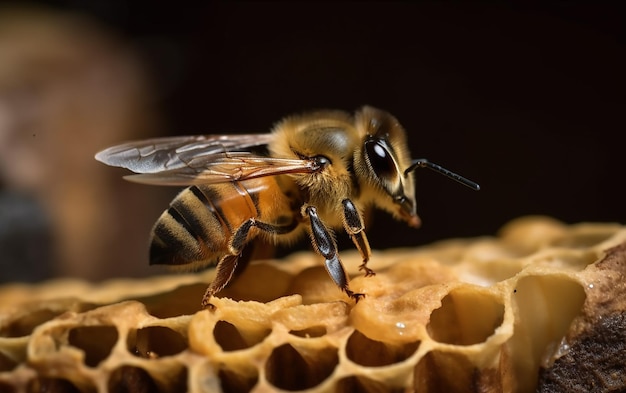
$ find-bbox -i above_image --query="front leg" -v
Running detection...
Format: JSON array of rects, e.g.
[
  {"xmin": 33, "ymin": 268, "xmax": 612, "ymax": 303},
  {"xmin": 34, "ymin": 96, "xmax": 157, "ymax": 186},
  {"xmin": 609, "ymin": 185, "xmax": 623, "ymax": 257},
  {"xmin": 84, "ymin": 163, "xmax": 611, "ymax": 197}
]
[
  {"xmin": 341, "ymin": 199, "xmax": 375, "ymax": 276},
  {"xmin": 303, "ymin": 205, "xmax": 364, "ymax": 302}
]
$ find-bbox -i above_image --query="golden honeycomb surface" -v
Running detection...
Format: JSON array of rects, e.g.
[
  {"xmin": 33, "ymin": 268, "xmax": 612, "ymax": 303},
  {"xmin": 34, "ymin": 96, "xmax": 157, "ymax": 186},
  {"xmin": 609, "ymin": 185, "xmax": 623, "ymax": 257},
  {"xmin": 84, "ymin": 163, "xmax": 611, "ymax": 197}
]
[{"xmin": 1, "ymin": 216, "xmax": 625, "ymax": 392}]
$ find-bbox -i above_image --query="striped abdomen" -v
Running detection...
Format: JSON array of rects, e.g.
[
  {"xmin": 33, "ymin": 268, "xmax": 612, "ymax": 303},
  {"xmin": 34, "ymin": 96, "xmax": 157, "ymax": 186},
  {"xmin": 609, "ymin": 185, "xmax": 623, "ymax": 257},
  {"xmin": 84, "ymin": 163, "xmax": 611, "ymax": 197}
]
[{"xmin": 149, "ymin": 177, "xmax": 291, "ymax": 269}]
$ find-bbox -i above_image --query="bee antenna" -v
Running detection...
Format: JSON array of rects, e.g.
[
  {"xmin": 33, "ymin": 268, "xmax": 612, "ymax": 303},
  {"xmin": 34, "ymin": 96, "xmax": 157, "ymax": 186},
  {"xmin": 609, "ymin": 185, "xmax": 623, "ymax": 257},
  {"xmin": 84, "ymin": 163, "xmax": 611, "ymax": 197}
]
[{"xmin": 404, "ymin": 159, "xmax": 480, "ymax": 191}]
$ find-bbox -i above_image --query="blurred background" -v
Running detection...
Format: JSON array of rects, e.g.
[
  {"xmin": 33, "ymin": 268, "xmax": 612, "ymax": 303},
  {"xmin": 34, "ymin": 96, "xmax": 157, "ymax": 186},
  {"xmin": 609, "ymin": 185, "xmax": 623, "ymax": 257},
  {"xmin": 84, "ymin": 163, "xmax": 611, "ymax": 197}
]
[{"xmin": 0, "ymin": 2, "xmax": 624, "ymax": 283}]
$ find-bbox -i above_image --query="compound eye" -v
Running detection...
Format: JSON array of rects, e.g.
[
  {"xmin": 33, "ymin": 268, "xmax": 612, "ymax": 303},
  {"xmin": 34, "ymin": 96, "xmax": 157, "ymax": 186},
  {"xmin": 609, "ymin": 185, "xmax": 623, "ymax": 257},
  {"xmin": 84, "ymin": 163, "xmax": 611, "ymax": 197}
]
[
  {"xmin": 364, "ymin": 139, "xmax": 396, "ymax": 180},
  {"xmin": 315, "ymin": 155, "xmax": 330, "ymax": 167}
]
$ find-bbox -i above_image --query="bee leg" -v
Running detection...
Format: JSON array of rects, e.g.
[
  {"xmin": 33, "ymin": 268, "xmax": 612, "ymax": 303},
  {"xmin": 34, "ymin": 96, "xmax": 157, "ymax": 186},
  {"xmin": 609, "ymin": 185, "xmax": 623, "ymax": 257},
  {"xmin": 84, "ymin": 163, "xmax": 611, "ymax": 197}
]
[
  {"xmin": 341, "ymin": 199, "xmax": 375, "ymax": 277},
  {"xmin": 201, "ymin": 254, "xmax": 239, "ymax": 309},
  {"xmin": 201, "ymin": 218, "xmax": 297, "ymax": 309},
  {"xmin": 303, "ymin": 205, "xmax": 365, "ymax": 302}
]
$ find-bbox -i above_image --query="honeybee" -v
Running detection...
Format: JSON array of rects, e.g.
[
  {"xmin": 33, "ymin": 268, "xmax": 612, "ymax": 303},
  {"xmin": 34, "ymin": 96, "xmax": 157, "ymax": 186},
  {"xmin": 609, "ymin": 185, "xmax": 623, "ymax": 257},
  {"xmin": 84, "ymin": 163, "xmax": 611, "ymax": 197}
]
[{"xmin": 95, "ymin": 106, "xmax": 479, "ymax": 308}]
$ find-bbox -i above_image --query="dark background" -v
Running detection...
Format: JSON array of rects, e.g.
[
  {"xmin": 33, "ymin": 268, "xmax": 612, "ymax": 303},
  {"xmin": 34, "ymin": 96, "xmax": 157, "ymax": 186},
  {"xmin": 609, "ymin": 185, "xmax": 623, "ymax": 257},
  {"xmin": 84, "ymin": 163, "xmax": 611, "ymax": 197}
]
[
  {"xmin": 5, "ymin": 2, "xmax": 625, "ymax": 263},
  {"xmin": 65, "ymin": 1, "xmax": 626, "ymax": 245}
]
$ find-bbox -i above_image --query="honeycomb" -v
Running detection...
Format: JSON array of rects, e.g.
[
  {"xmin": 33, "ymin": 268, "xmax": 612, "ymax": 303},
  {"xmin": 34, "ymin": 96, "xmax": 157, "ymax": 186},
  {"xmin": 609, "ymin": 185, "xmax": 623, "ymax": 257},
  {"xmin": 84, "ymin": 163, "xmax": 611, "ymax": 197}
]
[{"xmin": 1, "ymin": 216, "xmax": 625, "ymax": 392}]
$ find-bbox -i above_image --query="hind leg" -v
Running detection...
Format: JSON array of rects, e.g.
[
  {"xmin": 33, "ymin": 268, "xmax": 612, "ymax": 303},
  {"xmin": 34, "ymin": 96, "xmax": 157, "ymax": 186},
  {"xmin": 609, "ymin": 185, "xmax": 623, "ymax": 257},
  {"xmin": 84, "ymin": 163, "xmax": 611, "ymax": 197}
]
[{"xmin": 201, "ymin": 218, "xmax": 296, "ymax": 308}]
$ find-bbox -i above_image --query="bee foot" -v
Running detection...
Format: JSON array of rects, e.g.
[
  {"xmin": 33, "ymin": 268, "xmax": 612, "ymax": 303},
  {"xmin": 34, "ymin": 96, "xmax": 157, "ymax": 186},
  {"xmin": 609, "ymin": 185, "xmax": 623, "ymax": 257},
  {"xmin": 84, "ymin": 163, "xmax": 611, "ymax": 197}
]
[
  {"xmin": 201, "ymin": 299, "xmax": 217, "ymax": 311},
  {"xmin": 359, "ymin": 264, "xmax": 376, "ymax": 277},
  {"xmin": 345, "ymin": 289, "xmax": 366, "ymax": 303}
]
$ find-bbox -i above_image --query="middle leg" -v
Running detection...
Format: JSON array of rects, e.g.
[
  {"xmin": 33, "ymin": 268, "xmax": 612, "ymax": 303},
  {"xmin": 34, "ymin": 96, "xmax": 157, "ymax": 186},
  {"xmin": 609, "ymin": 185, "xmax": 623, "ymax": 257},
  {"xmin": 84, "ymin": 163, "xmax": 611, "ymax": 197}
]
[
  {"xmin": 303, "ymin": 204, "xmax": 364, "ymax": 302},
  {"xmin": 341, "ymin": 199, "xmax": 374, "ymax": 276}
]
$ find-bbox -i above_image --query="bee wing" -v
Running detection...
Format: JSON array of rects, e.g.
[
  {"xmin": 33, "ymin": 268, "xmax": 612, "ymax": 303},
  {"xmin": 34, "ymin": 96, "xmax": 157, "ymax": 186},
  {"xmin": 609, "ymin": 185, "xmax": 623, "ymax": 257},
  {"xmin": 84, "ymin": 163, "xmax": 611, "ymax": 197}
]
[
  {"xmin": 95, "ymin": 134, "xmax": 275, "ymax": 173},
  {"xmin": 123, "ymin": 152, "xmax": 321, "ymax": 186},
  {"xmin": 96, "ymin": 134, "xmax": 320, "ymax": 186}
]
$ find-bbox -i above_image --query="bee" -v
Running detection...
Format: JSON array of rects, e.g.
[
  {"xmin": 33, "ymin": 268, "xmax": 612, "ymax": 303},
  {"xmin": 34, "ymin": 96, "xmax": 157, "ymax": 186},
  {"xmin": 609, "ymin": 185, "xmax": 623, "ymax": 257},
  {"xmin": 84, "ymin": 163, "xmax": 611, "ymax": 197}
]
[{"xmin": 95, "ymin": 106, "xmax": 479, "ymax": 308}]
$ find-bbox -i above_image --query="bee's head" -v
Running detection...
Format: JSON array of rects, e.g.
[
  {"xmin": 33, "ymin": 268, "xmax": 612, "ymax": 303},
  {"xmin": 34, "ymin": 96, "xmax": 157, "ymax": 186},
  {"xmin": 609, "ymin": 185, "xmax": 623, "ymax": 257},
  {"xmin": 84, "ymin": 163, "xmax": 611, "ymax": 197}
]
[
  {"xmin": 355, "ymin": 106, "xmax": 421, "ymax": 228},
  {"xmin": 355, "ymin": 106, "xmax": 480, "ymax": 229}
]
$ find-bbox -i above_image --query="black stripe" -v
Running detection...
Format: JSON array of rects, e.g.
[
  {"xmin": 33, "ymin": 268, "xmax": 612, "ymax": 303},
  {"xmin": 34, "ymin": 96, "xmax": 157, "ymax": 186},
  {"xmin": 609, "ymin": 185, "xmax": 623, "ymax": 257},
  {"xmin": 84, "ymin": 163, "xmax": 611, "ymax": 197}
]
[
  {"xmin": 190, "ymin": 185, "xmax": 210, "ymax": 206},
  {"xmin": 190, "ymin": 185, "xmax": 232, "ymax": 232},
  {"xmin": 173, "ymin": 196, "xmax": 211, "ymax": 241},
  {"xmin": 167, "ymin": 206, "xmax": 196, "ymax": 239},
  {"xmin": 150, "ymin": 222, "xmax": 189, "ymax": 265}
]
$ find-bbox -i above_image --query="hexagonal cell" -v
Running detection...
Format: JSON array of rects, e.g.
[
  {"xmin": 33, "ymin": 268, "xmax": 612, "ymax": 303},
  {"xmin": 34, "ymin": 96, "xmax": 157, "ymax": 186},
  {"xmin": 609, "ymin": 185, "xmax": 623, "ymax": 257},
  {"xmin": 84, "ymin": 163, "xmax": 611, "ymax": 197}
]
[
  {"xmin": 0, "ymin": 309, "xmax": 62, "ymax": 338},
  {"xmin": 218, "ymin": 366, "xmax": 259, "ymax": 393},
  {"xmin": 218, "ymin": 262, "xmax": 294, "ymax": 303},
  {"xmin": 108, "ymin": 366, "xmax": 158, "ymax": 393},
  {"xmin": 213, "ymin": 320, "xmax": 270, "ymax": 352},
  {"xmin": 514, "ymin": 275, "xmax": 585, "ymax": 342},
  {"xmin": 67, "ymin": 325, "xmax": 118, "ymax": 367},
  {"xmin": 460, "ymin": 259, "xmax": 525, "ymax": 285},
  {"xmin": 132, "ymin": 283, "xmax": 206, "ymax": 319},
  {"xmin": 414, "ymin": 350, "xmax": 505, "ymax": 392},
  {"xmin": 345, "ymin": 330, "xmax": 419, "ymax": 367},
  {"xmin": 510, "ymin": 275, "xmax": 586, "ymax": 392},
  {"xmin": 336, "ymin": 375, "xmax": 401, "ymax": 393},
  {"xmin": 265, "ymin": 343, "xmax": 339, "ymax": 391},
  {"xmin": 26, "ymin": 377, "xmax": 85, "ymax": 393},
  {"xmin": 128, "ymin": 326, "xmax": 187, "ymax": 359},
  {"xmin": 287, "ymin": 265, "xmax": 344, "ymax": 304},
  {"xmin": 427, "ymin": 287, "xmax": 505, "ymax": 345}
]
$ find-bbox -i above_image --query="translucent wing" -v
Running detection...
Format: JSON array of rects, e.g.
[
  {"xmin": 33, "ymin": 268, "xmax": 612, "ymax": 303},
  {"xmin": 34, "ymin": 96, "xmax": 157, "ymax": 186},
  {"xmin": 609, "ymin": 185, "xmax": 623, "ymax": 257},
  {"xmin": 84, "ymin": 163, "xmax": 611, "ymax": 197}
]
[
  {"xmin": 122, "ymin": 152, "xmax": 323, "ymax": 185},
  {"xmin": 95, "ymin": 134, "xmax": 275, "ymax": 173},
  {"xmin": 95, "ymin": 134, "xmax": 321, "ymax": 186}
]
